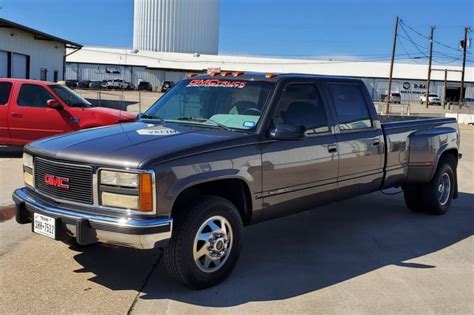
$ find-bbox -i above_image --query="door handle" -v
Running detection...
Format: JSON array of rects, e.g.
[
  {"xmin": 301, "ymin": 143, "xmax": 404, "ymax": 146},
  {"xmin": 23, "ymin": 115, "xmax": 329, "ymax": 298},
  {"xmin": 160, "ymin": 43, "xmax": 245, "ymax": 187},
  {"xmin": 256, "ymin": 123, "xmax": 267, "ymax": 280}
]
[
  {"xmin": 327, "ymin": 144, "xmax": 337, "ymax": 153},
  {"xmin": 11, "ymin": 112, "xmax": 23, "ymax": 118},
  {"xmin": 372, "ymin": 138, "xmax": 380, "ymax": 146}
]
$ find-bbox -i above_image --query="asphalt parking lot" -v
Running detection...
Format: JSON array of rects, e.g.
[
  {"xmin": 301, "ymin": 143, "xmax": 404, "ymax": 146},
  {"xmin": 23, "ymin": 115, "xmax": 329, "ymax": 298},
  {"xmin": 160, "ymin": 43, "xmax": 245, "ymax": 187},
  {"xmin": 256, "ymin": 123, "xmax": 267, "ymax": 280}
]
[{"xmin": 0, "ymin": 126, "xmax": 472, "ymax": 314}]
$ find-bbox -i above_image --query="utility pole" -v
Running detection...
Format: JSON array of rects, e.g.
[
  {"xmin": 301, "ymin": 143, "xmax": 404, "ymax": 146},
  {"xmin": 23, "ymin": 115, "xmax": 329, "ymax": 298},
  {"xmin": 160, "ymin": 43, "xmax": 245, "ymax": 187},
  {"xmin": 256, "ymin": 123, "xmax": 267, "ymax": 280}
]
[
  {"xmin": 385, "ymin": 16, "xmax": 399, "ymax": 115},
  {"xmin": 432, "ymin": 68, "xmax": 462, "ymax": 109},
  {"xmin": 460, "ymin": 27, "xmax": 470, "ymax": 105},
  {"xmin": 425, "ymin": 26, "xmax": 435, "ymax": 108},
  {"xmin": 443, "ymin": 69, "xmax": 448, "ymax": 108}
]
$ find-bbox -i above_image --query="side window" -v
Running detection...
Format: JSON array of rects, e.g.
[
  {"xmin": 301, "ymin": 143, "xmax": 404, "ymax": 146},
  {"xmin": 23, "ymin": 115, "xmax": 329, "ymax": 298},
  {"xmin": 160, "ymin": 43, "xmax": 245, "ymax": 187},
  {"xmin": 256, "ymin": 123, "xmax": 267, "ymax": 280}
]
[
  {"xmin": 0, "ymin": 82, "xmax": 13, "ymax": 105},
  {"xmin": 273, "ymin": 83, "xmax": 329, "ymax": 135},
  {"xmin": 18, "ymin": 84, "xmax": 54, "ymax": 108},
  {"xmin": 328, "ymin": 83, "xmax": 372, "ymax": 130}
]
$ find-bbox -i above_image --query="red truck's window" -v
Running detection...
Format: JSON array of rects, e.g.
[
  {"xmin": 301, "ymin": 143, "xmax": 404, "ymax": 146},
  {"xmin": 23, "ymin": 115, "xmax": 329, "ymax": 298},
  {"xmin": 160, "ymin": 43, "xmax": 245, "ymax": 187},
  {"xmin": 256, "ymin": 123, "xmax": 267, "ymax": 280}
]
[
  {"xmin": 18, "ymin": 84, "xmax": 55, "ymax": 108},
  {"xmin": 0, "ymin": 82, "xmax": 12, "ymax": 105},
  {"xmin": 328, "ymin": 83, "xmax": 372, "ymax": 130}
]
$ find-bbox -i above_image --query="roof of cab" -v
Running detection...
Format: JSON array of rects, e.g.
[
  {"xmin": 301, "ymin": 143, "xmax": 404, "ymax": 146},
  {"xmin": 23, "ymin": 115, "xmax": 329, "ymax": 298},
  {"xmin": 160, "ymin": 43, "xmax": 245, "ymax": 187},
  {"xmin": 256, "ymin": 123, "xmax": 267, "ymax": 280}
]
[
  {"xmin": 0, "ymin": 78, "xmax": 57, "ymax": 85},
  {"xmin": 187, "ymin": 72, "xmax": 361, "ymax": 82}
]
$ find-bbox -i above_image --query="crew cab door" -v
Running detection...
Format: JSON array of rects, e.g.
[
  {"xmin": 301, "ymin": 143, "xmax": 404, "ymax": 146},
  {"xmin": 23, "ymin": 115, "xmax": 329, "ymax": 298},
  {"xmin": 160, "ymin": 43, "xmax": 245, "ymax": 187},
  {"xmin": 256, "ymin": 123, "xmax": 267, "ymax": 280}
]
[
  {"xmin": 0, "ymin": 81, "xmax": 14, "ymax": 145},
  {"xmin": 8, "ymin": 83, "xmax": 73, "ymax": 145},
  {"xmin": 261, "ymin": 81, "xmax": 338, "ymax": 219},
  {"xmin": 323, "ymin": 80, "xmax": 384, "ymax": 197}
]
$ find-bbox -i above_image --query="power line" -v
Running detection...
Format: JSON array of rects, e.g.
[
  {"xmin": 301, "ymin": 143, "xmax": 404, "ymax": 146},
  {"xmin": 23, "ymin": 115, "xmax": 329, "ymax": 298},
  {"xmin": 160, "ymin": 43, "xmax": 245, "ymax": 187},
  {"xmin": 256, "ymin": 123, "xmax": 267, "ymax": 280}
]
[
  {"xmin": 398, "ymin": 28, "xmax": 429, "ymax": 57},
  {"xmin": 397, "ymin": 36, "xmax": 426, "ymax": 63},
  {"xmin": 400, "ymin": 20, "xmax": 463, "ymax": 53}
]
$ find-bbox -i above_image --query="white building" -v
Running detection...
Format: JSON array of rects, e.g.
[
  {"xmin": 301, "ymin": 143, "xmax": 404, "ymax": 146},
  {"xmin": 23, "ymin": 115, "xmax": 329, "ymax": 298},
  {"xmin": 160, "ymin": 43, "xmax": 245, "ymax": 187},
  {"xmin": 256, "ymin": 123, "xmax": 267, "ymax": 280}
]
[
  {"xmin": 133, "ymin": 0, "xmax": 220, "ymax": 54},
  {"xmin": 66, "ymin": 46, "xmax": 474, "ymax": 102},
  {"xmin": 0, "ymin": 18, "xmax": 82, "ymax": 81}
]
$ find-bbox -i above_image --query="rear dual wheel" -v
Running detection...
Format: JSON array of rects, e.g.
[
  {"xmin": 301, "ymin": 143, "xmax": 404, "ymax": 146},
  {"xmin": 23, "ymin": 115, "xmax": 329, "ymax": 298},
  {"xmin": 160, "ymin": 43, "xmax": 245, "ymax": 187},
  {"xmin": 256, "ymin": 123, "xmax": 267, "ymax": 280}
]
[{"xmin": 403, "ymin": 159, "xmax": 456, "ymax": 215}]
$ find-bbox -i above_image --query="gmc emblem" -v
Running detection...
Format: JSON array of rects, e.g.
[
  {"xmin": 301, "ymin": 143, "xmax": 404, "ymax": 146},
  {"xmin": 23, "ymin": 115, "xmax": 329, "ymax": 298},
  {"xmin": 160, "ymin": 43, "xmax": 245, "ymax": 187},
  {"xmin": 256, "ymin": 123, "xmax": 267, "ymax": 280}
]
[{"xmin": 44, "ymin": 174, "xmax": 70, "ymax": 190}]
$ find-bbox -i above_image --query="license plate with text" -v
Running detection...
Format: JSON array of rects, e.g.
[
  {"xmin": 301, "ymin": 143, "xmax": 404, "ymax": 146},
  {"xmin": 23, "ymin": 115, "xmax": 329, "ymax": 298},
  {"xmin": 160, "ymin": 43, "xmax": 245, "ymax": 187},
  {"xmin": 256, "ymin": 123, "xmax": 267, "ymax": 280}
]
[{"xmin": 33, "ymin": 213, "xmax": 56, "ymax": 239}]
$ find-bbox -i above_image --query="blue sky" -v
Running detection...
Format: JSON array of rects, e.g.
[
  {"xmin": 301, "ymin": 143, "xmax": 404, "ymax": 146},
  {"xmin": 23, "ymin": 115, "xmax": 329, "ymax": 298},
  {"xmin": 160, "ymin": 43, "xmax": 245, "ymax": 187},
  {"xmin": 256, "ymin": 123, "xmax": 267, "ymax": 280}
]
[{"xmin": 0, "ymin": 0, "xmax": 472, "ymax": 64}]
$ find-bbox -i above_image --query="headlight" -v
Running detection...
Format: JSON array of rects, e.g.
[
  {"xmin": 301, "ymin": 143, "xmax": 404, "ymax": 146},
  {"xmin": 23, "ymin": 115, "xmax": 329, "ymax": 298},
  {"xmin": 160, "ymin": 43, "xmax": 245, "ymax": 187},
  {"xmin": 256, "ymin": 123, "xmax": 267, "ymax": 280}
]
[
  {"xmin": 101, "ymin": 192, "xmax": 139, "ymax": 210},
  {"xmin": 23, "ymin": 153, "xmax": 34, "ymax": 170},
  {"xmin": 100, "ymin": 170, "xmax": 139, "ymax": 188},
  {"xmin": 99, "ymin": 170, "xmax": 153, "ymax": 212},
  {"xmin": 23, "ymin": 153, "xmax": 34, "ymax": 188}
]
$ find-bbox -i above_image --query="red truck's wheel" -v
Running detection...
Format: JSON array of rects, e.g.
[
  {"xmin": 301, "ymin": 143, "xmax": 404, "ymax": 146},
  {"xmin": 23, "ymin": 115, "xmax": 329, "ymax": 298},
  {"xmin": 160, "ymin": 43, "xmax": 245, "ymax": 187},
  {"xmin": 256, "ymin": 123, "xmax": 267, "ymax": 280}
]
[{"xmin": 164, "ymin": 196, "xmax": 243, "ymax": 289}]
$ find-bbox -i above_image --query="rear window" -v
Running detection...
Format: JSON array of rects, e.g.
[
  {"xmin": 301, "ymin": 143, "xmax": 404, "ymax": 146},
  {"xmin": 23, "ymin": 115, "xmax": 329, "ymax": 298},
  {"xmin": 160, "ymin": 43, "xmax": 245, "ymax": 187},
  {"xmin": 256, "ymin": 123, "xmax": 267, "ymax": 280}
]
[
  {"xmin": 392, "ymin": 93, "xmax": 401, "ymax": 97},
  {"xmin": 328, "ymin": 83, "xmax": 372, "ymax": 130},
  {"xmin": 0, "ymin": 82, "xmax": 12, "ymax": 105}
]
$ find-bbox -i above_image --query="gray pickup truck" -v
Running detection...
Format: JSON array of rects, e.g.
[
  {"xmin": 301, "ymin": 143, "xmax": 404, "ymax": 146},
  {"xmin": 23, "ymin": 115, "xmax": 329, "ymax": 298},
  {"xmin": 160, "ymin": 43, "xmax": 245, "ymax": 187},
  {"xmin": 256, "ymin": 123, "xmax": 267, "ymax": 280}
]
[{"xmin": 13, "ymin": 73, "xmax": 461, "ymax": 289}]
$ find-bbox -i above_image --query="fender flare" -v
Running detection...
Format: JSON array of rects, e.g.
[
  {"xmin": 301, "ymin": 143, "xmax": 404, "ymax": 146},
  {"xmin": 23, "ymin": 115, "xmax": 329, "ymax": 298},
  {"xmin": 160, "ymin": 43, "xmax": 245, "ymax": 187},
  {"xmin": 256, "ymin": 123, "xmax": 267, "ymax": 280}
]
[{"xmin": 406, "ymin": 127, "xmax": 458, "ymax": 183}]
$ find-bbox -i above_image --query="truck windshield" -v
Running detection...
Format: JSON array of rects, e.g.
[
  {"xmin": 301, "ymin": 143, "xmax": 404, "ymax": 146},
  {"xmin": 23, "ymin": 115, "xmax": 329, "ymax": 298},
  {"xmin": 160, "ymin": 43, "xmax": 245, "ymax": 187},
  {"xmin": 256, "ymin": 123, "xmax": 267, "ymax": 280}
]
[
  {"xmin": 49, "ymin": 85, "xmax": 92, "ymax": 107},
  {"xmin": 143, "ymin": 79, "xmax": 274, "ymax": 131}
]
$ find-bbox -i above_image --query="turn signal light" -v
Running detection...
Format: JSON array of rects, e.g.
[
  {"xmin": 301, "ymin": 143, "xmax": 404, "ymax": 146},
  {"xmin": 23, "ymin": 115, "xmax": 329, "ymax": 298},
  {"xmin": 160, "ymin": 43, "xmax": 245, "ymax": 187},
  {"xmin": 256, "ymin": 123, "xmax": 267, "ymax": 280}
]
[{"xmin": 139, "ymin": 173, "xmax": 153, "ymax": 212}]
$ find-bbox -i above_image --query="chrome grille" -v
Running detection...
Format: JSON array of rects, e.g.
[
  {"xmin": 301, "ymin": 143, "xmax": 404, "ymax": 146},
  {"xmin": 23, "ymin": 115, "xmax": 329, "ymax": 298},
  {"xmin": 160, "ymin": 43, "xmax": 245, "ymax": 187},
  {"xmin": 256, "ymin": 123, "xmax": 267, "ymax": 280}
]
[{"xmin": 34, "ymin": 158, "xmax": 94, "ymax": 204}]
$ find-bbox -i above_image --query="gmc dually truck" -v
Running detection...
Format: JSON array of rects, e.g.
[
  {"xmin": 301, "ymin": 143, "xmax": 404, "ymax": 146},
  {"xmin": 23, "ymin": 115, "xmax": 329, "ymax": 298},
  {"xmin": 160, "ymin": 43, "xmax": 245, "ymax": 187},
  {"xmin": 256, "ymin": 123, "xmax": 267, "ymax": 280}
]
[{"xmin": 13, "ymin": 73, "xmax": 461, "ymax": 289}]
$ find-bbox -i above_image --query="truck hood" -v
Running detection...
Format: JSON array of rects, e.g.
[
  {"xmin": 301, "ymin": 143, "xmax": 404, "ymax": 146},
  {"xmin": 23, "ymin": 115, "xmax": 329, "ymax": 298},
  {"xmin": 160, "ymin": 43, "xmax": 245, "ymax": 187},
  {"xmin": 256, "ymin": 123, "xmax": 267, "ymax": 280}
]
[
  {"xmin": 86, "ymin": 107, "xmax": 136, "ymax": 121},
  {"xmin": 25, "ymin": 122, "xmax": 253, "ymax": 168}
]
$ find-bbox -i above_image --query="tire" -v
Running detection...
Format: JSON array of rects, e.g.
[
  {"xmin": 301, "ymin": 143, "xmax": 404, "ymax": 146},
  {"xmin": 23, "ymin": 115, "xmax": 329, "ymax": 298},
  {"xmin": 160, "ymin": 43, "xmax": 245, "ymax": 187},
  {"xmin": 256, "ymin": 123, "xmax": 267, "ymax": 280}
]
[
  {"xmin": 403, "ymin": 158, "xmax": 456, "ymax": 215},
  {"xmin": 422, "ymin": 160, "xmax": 455, "ymax": 215},
  {"xmin": 164, "ymin": 196, "xmax": 243, "ymax": 289},
  {"xmin": 403, "ymin": 183, "xmax": 424, "ymax": 212}
]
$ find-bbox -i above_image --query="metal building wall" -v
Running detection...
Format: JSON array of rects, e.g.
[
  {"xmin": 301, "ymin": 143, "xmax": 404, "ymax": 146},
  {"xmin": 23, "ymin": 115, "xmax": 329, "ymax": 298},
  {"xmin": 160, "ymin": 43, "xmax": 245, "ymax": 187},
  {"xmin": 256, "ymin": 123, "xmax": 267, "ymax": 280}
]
[
  {"xmin": 65, "ymin": 62, "xmax": 186, "ymax": 90},
  {"xmin": 133, "ymin": 0, "xmax": 220, "ymax": 54},
  {"xmin": 0, "ymin": 27, "xmax": 65, "ymax": 81}
]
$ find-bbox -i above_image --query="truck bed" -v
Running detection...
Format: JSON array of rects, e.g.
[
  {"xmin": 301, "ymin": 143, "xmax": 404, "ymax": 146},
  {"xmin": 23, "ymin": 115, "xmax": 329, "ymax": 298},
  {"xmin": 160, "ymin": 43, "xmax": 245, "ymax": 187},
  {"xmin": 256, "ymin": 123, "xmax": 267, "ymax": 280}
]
[
  {"xmin": 379, "ymin": 115, "xmax": 459, "ymax": 189},
  {"xmin": 379, "ymin": 115, "xmax": 447, "ymax": 123}
]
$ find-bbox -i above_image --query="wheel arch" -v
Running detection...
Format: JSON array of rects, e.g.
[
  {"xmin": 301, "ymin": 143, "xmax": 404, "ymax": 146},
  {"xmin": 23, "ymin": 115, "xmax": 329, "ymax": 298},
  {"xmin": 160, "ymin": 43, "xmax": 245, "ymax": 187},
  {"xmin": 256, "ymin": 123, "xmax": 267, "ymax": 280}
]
[
  {"xmin": 171, "ymin": 177, "xmax": 253, "ymax": 225},
  {"xmin": 407, "ymin": 127, "xmax": 459, "ymax": 183}
]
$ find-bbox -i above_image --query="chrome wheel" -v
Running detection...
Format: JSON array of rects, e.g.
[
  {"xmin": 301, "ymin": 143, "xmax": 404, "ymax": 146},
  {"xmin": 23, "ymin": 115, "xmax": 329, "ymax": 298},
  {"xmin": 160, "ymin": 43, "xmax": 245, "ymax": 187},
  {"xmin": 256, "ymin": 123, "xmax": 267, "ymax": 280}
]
[
  {"xmin": 193, "ymin": 215, "xmax": 233, "ymax": 273},
  {"xmin": 438, "ymin": 173, "xmax": 451, "ymax": 206}
]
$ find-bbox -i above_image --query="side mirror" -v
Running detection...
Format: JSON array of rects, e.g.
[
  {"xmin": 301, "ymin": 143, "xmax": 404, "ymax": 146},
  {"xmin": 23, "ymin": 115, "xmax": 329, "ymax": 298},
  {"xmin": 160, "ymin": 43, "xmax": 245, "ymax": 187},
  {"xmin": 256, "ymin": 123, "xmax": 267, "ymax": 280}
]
[
  {"xmin": 270, "ymin": 124, "xmax": 305, "ymax": 140},
  {"xmin": 47, "ymin": 99, "xmax": 63, "ymax": 110}
]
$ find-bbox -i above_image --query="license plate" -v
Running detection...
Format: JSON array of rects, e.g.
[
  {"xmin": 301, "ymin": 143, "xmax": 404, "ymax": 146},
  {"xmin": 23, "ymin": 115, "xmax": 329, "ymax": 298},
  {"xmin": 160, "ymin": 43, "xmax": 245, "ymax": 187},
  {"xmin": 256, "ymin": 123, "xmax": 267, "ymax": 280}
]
[{"xmin": 33, "ymin": 213, "xmax": 56, "ymax": 239}]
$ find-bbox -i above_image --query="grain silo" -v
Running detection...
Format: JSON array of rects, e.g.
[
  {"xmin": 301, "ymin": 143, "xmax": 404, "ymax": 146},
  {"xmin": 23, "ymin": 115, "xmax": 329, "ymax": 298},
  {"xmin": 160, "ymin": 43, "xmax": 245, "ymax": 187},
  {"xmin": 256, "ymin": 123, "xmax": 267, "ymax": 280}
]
[{"xmin": 133, "ymin": 0, "xmax": 220, "ymax": 54}]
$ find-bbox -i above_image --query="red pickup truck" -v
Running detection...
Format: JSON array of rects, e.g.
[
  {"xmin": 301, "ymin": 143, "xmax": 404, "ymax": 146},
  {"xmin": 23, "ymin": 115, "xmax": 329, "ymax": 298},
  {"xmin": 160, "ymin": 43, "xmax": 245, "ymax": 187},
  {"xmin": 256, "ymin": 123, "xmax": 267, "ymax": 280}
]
[{"xmin": 0, "ymin": 79, "xmax": 136, "ymax": 146}]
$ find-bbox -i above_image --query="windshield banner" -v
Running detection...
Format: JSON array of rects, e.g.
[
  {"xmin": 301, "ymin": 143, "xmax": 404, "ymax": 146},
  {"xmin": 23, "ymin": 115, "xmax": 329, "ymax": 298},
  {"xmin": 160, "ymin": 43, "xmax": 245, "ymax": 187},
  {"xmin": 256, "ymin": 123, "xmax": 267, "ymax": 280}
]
[{"xmin": 187, "ymin": 79, "xmax": 247, "ymax": 89}]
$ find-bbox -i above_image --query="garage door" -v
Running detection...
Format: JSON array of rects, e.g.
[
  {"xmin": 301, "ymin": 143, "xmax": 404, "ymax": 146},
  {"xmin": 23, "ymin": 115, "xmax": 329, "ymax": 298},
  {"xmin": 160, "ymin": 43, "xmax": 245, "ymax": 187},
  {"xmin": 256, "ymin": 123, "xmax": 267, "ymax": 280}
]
[
  {"xmin": 12, "ymin": 53, "xmax": 28, "ymax": 79},
  {"xmin": 0, "ymin": 51, "xmax": 7, "ymax": 78}
]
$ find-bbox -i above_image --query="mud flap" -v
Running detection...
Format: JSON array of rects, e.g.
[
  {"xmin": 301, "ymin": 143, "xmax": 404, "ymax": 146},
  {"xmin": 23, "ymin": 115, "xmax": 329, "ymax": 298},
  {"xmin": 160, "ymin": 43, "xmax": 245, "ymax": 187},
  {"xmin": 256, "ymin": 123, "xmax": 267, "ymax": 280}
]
[{"xmin": 76, "ymin": 219, "xmax": 97, "ymax": 245}]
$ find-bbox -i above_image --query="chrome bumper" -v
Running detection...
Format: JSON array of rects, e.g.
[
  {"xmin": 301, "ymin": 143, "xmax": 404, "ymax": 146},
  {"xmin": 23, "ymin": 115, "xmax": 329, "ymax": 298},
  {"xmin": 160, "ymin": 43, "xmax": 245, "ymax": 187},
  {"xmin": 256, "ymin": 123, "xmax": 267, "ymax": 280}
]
[{"xmin": 12, "ymin": 187, "xmax": 172, "ymax": 250}]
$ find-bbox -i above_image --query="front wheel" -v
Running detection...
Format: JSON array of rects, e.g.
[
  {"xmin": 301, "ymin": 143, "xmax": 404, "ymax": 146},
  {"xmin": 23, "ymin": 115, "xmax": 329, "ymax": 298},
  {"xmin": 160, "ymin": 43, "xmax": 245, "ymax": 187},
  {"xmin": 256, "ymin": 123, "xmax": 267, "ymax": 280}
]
[{"xmin": 164, "ymin": 196, "xmax": 243, "ymax": 289}]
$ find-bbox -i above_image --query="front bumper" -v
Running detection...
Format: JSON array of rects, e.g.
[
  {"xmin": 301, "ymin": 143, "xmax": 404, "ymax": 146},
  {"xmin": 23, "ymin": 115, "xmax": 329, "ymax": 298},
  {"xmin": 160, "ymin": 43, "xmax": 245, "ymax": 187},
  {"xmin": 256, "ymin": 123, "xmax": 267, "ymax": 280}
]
[{"xmin": 12, "ymin": 187, "xmax": 172, "ymax": 249}]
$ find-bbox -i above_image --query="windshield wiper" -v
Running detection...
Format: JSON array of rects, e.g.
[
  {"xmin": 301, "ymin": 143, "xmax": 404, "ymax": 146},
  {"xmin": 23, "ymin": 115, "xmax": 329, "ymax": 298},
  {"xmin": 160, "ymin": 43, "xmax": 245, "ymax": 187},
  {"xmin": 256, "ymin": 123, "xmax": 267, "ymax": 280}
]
[
  {"xmin": 176, "ymin": 116, "xmax": 232, "ymax": 131},
  {"xmin": 139, "ymin": 113, "xmax": 164, "ymax": 123}
]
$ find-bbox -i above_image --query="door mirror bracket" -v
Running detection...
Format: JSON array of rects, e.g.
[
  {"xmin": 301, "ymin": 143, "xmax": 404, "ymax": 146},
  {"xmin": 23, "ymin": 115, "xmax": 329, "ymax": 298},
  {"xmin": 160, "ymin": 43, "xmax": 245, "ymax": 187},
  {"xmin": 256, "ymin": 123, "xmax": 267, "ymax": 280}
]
[
  {"xmin": 47, "ymin": 99, "xmax": 63, "ymax": 110},
  {"xmin": 270, "ymin": 124, "xmax": 305, "ymax": 140}
]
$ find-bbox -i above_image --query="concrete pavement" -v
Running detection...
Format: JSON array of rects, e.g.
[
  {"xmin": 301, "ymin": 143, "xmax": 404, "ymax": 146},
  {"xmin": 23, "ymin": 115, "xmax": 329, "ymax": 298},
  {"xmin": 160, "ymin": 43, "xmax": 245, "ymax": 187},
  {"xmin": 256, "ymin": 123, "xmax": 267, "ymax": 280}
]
[{"xmin": 0, "ymin": 127, "xmax": 472, "ymax": 314}]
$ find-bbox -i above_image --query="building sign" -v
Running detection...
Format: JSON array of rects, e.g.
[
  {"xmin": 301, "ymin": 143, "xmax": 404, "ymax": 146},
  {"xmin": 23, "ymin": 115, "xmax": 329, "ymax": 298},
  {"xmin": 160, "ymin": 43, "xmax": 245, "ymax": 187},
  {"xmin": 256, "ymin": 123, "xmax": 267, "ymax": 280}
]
[
  {"xmin": 106, "ymin": 67, "xmax": 121, "ymax": 74},
  {"xmin": 400, "ymin": 81, "xmax": 426, "ymax": 94}
]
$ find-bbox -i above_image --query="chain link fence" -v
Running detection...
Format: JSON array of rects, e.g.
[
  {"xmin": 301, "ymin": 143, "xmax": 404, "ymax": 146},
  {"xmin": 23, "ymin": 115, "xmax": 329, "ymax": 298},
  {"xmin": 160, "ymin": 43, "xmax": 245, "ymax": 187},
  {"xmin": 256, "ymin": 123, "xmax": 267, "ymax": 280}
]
[{"xmin": 73, "ymin": 89, "xmax": 163, "ymax": 113}]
